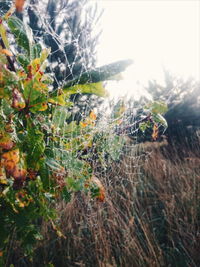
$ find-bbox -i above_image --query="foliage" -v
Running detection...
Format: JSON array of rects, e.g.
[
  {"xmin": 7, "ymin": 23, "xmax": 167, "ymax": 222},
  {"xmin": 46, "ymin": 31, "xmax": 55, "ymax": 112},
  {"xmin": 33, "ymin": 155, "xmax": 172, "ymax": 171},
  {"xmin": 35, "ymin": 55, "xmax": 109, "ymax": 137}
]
[
  {"xmin": 0, "ymin": 6, "xmax": 132, "ymax": 262},
  {"xmin": 113, "ymin": 98, "xmax": 168, "ymax": 143},
  {"xmin": 10, "ymin": 140, "xmax": 200, "ymax": 267},
  {"xmin": 0, "ymin": 0, "xmax": 104, "ymax": 124},
  {"xmin": 145, "ymin": 69, "xmax": 200, "ymax": 145},
  {"xmin": 27, "ymin": 0, "xmax": 101, "ymax": 88}
]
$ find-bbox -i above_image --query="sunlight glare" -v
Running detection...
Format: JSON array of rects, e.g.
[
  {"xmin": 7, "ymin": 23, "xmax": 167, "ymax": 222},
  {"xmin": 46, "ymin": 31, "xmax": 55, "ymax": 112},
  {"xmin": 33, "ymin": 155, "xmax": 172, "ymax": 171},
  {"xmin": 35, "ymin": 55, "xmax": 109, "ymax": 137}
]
[{"xmin": 96, "ymin": 0, "xmax": 200, "ymax": 98}]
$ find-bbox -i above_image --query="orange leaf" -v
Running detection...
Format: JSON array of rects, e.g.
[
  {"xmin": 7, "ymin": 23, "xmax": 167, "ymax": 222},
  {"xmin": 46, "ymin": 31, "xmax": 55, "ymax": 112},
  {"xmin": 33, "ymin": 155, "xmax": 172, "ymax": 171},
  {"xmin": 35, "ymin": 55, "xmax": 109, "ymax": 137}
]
[
  {"xmin": 15, "ymin": 0, "xmax": 25, "ymax": 12},
  {"xmin": 89, "ymin": 111, "xmax": 97, "ymax": 121},
  {"xmin": 91, "ymin": 176, "xmax": 105, "ymax": 202},
  {"xmin": 0, "ymin": 49, "xmax": 13, "ymax": 57},
  {"xmin": 12, "ymin": 166, "xmax": 27, "ymax": 181},
  {"xmin": 152, "ymin": 124, "xmax": 159, "ymax": 141},
  {"xmin": 80, "ymin": 121, "xmax": 88, "ymax": 128},
  {"xmin": 1, "ymin": 149, "xmax": 20, "ymax": 172}
]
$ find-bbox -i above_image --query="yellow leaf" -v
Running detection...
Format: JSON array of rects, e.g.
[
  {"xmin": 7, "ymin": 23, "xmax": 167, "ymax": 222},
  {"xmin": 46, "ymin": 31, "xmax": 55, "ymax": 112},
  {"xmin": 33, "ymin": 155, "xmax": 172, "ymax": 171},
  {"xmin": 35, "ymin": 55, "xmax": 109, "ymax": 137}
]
[
  {"xmin": 37, "ymin": 103, "xmax": 48, "ymax": 111},
  {"xmin": 0, "ymin": 164, "xmax": 7, "ymax": 185},
  {"xmin": 18, "ymin": 202, "xmax": 25, "ymax": 208},
  {"xmin": 0, "ymin": 19, "xmax": 9, "ymax": 49},
  {"xmin": 48, "ymin": 95, "xmax": 66, "ymax": 106},
  {"xmin": 3, "ymin": 6, "xmax": 15, "ymax": 20}
]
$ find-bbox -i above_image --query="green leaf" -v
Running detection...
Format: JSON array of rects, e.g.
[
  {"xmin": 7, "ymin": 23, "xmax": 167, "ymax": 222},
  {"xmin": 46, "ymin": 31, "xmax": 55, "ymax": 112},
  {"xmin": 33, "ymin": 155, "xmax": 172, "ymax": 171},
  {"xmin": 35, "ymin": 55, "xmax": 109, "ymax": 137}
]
[
  {"xmin": 52, "ymin": 106, "xmax": 71, "ymax": 129},
  {"xmin": 105, "ymin": 135, "xmax": 125, "ymax": 161},
  {"xmin": 48, "ymin": 95, "xmax": 73, "ymax": 107},
  {"xmin": 112, "ymin": 99, "xmax": 126, "ymax": 119},
  {"xmin": 26, "ymin": 121, "xmax": 45, "ymax": 168},
  {"xmin": 45, "ymin": 158, "xmax": 62, "ymax": 172},
  {"xmin": 17, "ymin": 54, "xmax": 30, "ymax": 70},
  {"xmin": 30, "ymin": 43, "xmax": 42, "ymax": 60},
  {"xmin": 64, "ymin": 82, "xmax": 108, "ymax": 98},
  {"xmin": 66, "ymin": 177, "xmax": 83, "ymax": 192},
  {"xmin": 7, "ymin": 16, "xmax": 32, "ymax": 54},
  {"xmin": 139, "ymin": 122, "xmax": 149, "ymax": 132},
  {"xmin": 23, "ymin": 80, "xmax": 47, "ymax": 104},
  {"xmin": 61, "ymin": 187, "xmax": 71, "ymax": 202},
  {"xmin": 148, "ymin": 101, "xmax": 168, "ymax": 114},
  {"xmin": 62, "ymin": 59, "xmax": 133, "ymax": 88},
  {"xmin": 152, "ymin": 113, "xmax": 168, "ymax": 129}
]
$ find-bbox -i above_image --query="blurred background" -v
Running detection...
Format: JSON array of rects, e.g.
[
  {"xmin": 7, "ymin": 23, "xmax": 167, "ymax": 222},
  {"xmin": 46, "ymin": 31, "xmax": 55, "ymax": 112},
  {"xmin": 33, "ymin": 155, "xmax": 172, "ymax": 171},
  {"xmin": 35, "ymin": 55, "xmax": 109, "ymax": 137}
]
[{"xmin": 96, "ymin": 0, "xmax": 200, "ymax": 99}]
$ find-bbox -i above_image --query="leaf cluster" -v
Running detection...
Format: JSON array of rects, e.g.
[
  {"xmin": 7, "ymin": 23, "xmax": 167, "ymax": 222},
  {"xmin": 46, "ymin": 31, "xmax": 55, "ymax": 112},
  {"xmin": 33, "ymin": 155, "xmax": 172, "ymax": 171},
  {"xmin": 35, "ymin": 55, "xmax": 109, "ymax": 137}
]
[{"xmin": 0, "ymin": 7, "xmax": 132, "ymax": 261}]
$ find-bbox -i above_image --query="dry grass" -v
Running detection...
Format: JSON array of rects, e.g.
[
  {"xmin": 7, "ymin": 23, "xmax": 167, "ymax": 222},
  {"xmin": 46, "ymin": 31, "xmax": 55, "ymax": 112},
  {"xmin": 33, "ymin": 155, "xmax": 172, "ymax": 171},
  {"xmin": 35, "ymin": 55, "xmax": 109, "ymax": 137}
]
[{"xmin": 9, "ymin": 140, "xmax": 200, "ymax": 267}]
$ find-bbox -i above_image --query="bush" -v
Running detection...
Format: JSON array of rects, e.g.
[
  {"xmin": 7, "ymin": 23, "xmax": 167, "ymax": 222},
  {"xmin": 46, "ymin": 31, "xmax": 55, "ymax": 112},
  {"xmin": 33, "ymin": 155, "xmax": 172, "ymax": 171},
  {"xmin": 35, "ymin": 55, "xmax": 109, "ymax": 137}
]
[{"xmin": 0, "ymin": 6, "xmax": 132, "ymax": 263}]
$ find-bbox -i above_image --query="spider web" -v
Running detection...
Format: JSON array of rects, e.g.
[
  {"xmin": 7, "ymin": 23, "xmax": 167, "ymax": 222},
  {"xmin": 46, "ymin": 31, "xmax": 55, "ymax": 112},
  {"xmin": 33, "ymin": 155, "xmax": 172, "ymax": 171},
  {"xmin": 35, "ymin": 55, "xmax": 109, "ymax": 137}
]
[
  {"xmin": 25, "ymin": 0, "xmax": 151, "ymax": 180},
  {"xmin": 1, "ymin": 0, "xmax": 148, "ymax": 185}
]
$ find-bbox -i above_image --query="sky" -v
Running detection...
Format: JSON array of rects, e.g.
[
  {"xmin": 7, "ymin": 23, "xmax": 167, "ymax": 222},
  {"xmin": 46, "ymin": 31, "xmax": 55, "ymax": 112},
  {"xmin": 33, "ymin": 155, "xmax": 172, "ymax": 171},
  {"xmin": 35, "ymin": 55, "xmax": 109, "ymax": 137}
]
[{"xmin": 95, "ymin": 0, "xmax": 200, "ymax": 99}]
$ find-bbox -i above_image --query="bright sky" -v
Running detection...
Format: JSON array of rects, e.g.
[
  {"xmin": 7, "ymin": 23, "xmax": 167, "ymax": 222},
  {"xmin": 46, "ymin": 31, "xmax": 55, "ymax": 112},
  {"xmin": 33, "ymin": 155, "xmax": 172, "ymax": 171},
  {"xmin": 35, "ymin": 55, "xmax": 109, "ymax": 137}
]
[{"xmin": 95, "ymin": 0, "xmax": 200, "ymax": 99}]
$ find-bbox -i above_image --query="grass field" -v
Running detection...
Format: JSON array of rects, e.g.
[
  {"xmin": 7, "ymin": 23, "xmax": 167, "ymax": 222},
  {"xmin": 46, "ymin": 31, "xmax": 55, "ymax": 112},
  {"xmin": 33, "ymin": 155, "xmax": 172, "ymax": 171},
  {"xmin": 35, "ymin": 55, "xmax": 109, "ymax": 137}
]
[{"xmin": 7, "ymin": 138, "xmax": 200, "ymax": 267}]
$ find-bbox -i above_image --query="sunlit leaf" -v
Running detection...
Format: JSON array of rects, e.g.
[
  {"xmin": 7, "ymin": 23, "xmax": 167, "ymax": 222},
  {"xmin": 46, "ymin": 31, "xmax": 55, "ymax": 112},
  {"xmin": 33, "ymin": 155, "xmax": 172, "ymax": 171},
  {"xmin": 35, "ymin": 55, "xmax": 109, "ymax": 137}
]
[
  {"xmin": 48, "ymin": 95, "xmax": 72, "ymax": 107},
  {"xmin": 0, "ymin": 19, "xmax": 9, "ymax": 49},
  {"xmin": 152, "ymin": 124, "xmax": 159, "ymax": 141},
  {"xmin": 0, "ymin": 49, "xmax": 13, "ymax": 57},
  {"xmin": 112, "ymin": 99, "xmax": 126, "ymax": 119},
  {"xmin": 63, "ymin": 59, "xmax": 133, "ymax": 88},
  {"xmin": 64, "ymin": 82, "xmax": 108, "ymax": 98},
  {"xmin": 89, "ymin": 111, "xmax": 97, "ymax": 120},
  {"xmin": 148, "ymin": 101, "xmax": 168, "ymax": 114}
]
